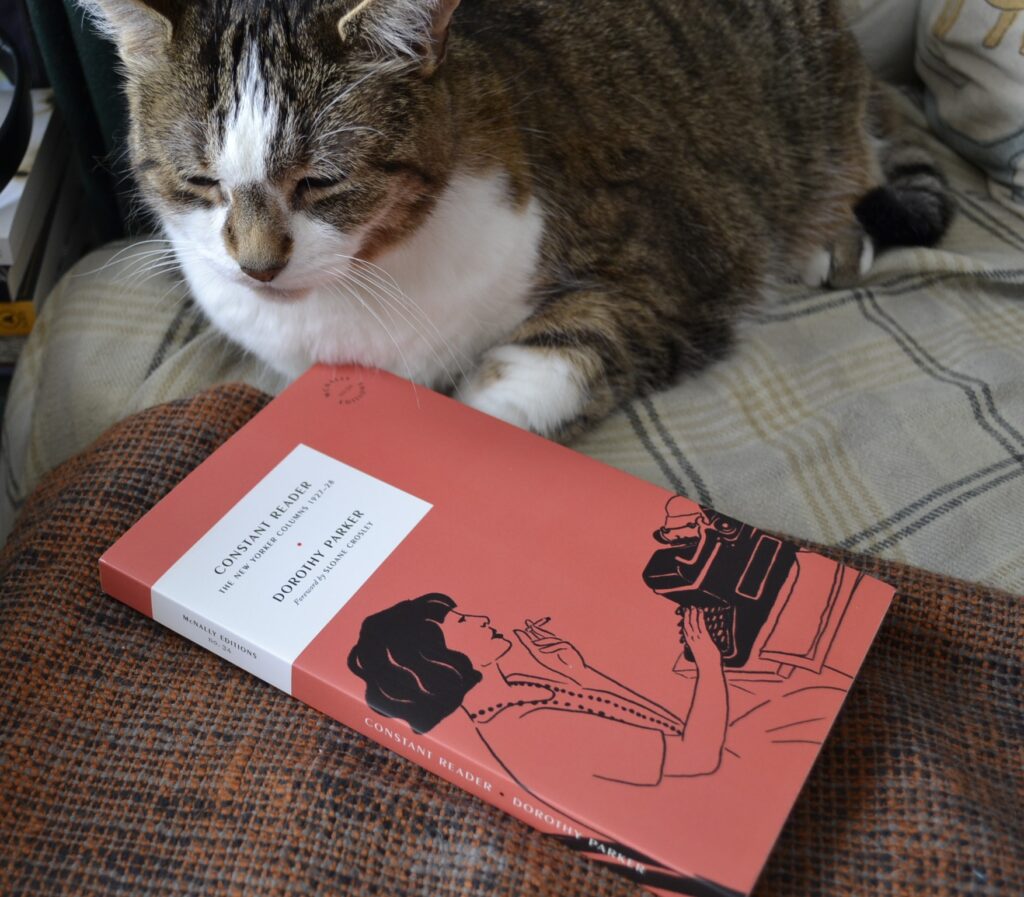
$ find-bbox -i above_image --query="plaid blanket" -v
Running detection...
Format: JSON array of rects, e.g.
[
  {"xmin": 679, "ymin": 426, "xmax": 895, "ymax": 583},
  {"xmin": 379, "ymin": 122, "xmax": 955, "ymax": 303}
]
[
  {"xmin": 1, "ymin": 385, "xmax": 1020, "ymax": 897},
  {"xmin": 2, "ymin": 91, "xmax": 1023, "ymax": 591}
]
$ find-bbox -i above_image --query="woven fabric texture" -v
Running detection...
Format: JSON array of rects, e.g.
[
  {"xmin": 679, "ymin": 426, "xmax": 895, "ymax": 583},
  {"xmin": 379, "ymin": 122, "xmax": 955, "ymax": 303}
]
[{"xmin": 0, "ymin": 386, "xmax": 1021, "ymax": 897}]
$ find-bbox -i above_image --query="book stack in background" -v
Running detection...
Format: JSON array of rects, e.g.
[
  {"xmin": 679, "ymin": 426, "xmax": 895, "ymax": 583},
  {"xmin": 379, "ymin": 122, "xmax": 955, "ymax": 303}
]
[{"xmin": 0, "ymin": 83, "xmax": 96, "ymax": 380}]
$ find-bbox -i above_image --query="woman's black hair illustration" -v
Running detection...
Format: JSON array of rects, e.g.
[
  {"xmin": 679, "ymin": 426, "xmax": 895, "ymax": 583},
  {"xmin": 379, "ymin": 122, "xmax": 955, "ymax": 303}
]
[{"xmin": 348, "ymin": 592, "xmax": 482, "ymax": 733}]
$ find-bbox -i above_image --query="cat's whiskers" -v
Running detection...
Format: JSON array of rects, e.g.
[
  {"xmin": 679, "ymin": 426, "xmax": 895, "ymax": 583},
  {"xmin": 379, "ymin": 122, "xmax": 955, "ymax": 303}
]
[
  {"xmin": 347, "ymin": 260, "xmax": 468, "ymax": 377},
  {"xmin": 334, "ymin": 255, "xmax": 470, "ymax": 384},
  {"xmin": 338, "ymin": 264, "xmax": 458, "ymax": 388},
  {"xmin": 110, "ymin": 248, "xmax": 183, "ymax": 272},
  {"xmin": 117, "ymin": 255, "xmax": 189, "ymax": 294},
  {"xmin": 322, "ymin": 273, "xmax": 421, "ymax": 406},
  {"xmin": 114, "ymin": 242, "xmax": 209, "ymax": 295},
  {"xmin": 73, "ymin": 238, "xmax": 180, "ymax": 279},
  {"xmin": 325, "ymin": 263, "xmax": 407, "ymax": 339},
  {"xmin": 120, "ymin": 262, "xmax": 191, "ymax": 293},
  {"xmin": 115, "ymin": 253, "xmax": 184, "ymax": 288},
  {"xmin": 148, "ymin": 275, "xmax": 194, "ymax": 319},
  {"xmin": 100, "ymin": 252, "xmax": 197, "ymax": 324}
]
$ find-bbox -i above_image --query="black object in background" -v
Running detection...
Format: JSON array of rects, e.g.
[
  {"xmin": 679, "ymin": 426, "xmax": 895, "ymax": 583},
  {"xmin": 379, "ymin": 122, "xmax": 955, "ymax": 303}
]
[
  {"xmin": 0, "ymin": 0, "xmax": 46, "ymax": 86},
  {"xmin": 23, "ymin": 0, "xmax": 136, "ymax": 243},
  {"xmin": 0, "ymin": 26, "xmax": 32, "ymax": 191}
]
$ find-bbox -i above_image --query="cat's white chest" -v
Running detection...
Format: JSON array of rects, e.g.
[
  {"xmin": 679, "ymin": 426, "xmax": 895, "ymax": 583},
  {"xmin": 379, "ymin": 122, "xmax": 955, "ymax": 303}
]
[{"xmin": 173, "ymin": 172, "xmax": 545, "ymax": 386}]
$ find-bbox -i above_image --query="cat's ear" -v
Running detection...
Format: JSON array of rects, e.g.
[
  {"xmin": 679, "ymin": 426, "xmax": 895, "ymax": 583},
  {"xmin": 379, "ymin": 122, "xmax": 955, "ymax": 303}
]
[
  {"xmin": 337, "ymin": 0, "xmax": 462, "ymax": 76},
  {"xmin": 78, "ymin": 0, "xmax": 184, "ymax": 67}
]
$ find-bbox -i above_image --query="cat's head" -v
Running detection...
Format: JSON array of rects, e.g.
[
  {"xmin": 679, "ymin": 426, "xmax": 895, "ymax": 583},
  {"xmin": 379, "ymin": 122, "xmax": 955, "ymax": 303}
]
[{"xmin": 82, "ymin": 0, "xmax": 461, "ymax": 293}]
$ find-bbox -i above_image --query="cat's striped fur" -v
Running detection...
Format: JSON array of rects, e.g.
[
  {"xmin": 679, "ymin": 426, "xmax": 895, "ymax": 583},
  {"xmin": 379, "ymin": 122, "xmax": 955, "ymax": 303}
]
[{"xmin": 83, "ymin": 0, "xmax": 953, "ymax": 439}]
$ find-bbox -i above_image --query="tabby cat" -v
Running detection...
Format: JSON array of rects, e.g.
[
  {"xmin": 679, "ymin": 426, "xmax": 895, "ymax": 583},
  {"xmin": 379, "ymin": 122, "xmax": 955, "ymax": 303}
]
[{"xmin": 82, "ymin": 0, "xmax": 952, "ymax": 439}]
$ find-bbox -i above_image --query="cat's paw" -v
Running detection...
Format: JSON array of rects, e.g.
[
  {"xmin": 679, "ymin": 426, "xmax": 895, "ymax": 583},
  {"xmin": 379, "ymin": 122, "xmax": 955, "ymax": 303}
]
[
  {"xmin": 456, "ymin": 345, "xmax": 587, "ymax": 436},
  {"xmin": 801, "ymin": 232, "xmax": 874, "ymax": 288}
]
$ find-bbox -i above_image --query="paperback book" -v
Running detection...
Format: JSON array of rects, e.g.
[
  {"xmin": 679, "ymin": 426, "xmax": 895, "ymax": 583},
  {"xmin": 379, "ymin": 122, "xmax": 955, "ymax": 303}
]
[{"xmin": 101, "ymin": 365, "xmax": 894, "ymax": 897}]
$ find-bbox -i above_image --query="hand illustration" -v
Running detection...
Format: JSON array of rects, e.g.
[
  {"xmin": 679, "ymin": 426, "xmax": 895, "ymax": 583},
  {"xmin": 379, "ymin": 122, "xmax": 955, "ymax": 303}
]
[
  {"xmin": 680, "ymin": 607, "xmax": 722, "ymax": 669},
  {"xmin": 514, "ymin": 617, "xmax": 587, "ymax": 680}
]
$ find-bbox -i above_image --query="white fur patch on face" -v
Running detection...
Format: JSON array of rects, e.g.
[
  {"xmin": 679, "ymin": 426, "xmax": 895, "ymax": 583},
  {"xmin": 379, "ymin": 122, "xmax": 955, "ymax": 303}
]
[
  {"xmin": 457, "ymin": 345, "xmax": 588, "ymax": 435},
  {"xmin": 168, "ymin": 170, "xmax": 546, "ymax": 389},
  {"xmin": 217, "ymin": 61, "xmax": 278, "ymax": 187}
]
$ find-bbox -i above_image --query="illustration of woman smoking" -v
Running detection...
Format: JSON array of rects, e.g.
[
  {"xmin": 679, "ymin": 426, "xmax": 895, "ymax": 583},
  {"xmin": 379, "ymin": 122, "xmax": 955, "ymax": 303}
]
[{"xmin": 348, "ymin": 593, "xmax": 728, "ymax": 787}]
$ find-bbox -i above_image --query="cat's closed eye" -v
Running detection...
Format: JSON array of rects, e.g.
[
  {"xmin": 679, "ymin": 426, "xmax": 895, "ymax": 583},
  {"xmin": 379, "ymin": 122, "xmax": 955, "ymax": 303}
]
[
  {"xmin": 296, "ymin": 175, "xmax": 347, "ymax": 199},
  {"xmin": 185, "ymin": 175, "xmax": 219, "ymax": 190}
]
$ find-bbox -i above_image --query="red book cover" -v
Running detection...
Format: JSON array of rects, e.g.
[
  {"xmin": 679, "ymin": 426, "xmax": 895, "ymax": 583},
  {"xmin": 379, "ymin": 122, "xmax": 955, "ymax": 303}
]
[{"xmin": 100, "ymin": 365, "xmax": 894, "ymax": 897}]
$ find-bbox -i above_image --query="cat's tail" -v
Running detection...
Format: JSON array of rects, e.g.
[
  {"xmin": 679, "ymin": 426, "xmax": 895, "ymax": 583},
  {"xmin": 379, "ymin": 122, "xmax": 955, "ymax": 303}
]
[
  {"xmin": 854, "ymin": 90, "xmax": 956, "ymax": 250},
  {"xmin": 854, "ymin": 146, "xmax": 955, "ymax": 249}
]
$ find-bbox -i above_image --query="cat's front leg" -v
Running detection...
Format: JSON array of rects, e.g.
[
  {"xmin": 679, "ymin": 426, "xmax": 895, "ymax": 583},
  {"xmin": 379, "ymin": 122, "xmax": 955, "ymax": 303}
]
[
  {"xmin": 456, "ymin": 344, "xmax": 598, "ymax": 439},
  {"xmin": 801, "ymin": 222, "xmax": 875, "ymax": 289},
  {"xmin": 456, "ymin": 293, "xmax": 688, "ymax": 441}
]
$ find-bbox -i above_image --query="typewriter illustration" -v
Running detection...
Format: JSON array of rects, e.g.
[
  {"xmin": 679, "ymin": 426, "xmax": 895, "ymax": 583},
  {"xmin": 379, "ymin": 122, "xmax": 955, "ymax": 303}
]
[{"xmin": 642, "ymin": 499, "xmax": 798, "ymax": 668}]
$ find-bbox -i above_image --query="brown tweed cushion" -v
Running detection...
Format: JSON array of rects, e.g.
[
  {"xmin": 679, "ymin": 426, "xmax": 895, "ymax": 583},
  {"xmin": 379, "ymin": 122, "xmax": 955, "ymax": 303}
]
[{"xmin": 0, "ymin": 385, "xmax": 1021, "ymax": 897}]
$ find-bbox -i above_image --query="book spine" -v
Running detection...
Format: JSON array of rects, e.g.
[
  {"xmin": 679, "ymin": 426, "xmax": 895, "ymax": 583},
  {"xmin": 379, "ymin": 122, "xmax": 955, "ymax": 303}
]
[
  {"xmin": 318, "ymin": 692, "xmax": 687, "ymax": 894},
  {"xmin": 324, "ymin": 691, "xmax": 596, "ymax": 845}
]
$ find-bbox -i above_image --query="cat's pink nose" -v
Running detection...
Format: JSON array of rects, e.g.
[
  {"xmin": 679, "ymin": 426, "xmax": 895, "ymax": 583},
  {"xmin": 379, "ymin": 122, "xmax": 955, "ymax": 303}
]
[{"xmin": 241, "ymin": 264, "xmax": 285, "ymax": 283}]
